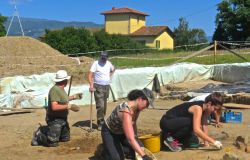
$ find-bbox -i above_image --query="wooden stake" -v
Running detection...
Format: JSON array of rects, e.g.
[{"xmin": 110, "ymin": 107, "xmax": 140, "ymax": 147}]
[{"xmin": 214, "ymin": 40, "xmax": 217, "ymax": 64}]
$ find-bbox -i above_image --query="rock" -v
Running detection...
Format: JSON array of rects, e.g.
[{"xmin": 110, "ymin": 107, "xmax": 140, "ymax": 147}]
[
  {"xmin": 236, "ymin": 136, "xmax": 248, "ymax": 145},
  {"xmin": 223, "ymin": 153, "xmax": 239, "ymax": 160},
  {"xmin": 239, "ymin": 143, "xmax": 246, "ymax": 152},
  {"xmin": 222, "ymin": 153, "xmax": 247, "ymax": 160},
  {"xmin": 246, "ymin": 146, "xmax": 250, "ymax": 153},
  {"xmin": 244, "ymin": 136, "xmax": 248, "ymax": 144}
]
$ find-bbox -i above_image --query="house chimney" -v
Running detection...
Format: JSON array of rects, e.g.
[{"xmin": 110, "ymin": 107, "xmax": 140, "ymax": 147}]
[{"xmin": 112, "ymin": 7, "xmax": 116, "ymax": 10}]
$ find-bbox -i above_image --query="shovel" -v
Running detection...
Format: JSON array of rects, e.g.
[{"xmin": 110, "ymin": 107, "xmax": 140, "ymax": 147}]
[{"xmin": 89, "ymin": 91, "xmax": 94, "ymax": 132}]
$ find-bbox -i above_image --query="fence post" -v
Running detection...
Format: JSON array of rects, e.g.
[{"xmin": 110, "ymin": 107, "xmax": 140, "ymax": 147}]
[{"xmin": 214, "ymin": 40, "xmax": 217, "ymax": 64}]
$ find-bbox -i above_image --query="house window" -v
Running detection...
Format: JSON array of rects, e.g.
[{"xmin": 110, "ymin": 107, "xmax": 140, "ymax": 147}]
[
  {"xmin": 137, "ymin": 16, "xmax": 139, "ymax": 24},
  {"xmin": 156, "ymin": 40, "xmax": 160, "ymax": 49}
]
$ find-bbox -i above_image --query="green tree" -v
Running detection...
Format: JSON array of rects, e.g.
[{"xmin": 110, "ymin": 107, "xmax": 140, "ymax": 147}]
[
  {"xmin": 41, "ymin": 27, "xmax": 146, "ymax": 56},
  {"xmin": 41, "ymin": 27, "xmax": 97, "ymax": 55},
  {"xmin": 174, "ymin": 17, "xmax": 207, "ymax": 46},
  {"xmin": 213, "ymin": 0, "xmax": 250, "ymax": 41},
  {"xmin": 0, "ymin": 14, "xmax": 7, "ymax": 36},
  {"xmin": 93, "ymin": 29, "xmax": 112, "ymax": 50}
]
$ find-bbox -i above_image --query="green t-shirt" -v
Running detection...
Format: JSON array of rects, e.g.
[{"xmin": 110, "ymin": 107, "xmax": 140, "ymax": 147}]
[{"xmin": 47, "ymin": 85, "xmax": 69, "ymax": 119}]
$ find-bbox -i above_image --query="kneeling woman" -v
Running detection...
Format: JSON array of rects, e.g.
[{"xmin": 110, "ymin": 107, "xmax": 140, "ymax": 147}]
[
  {"xmin": 160, "ymin": 92, "xmax": 223, "ymax": 152},
  {"xmin": 101, "ymin": 88, "xmax": 154, "ymax": 160}
]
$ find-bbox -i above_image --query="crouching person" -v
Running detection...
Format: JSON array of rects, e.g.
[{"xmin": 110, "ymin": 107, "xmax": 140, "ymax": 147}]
[
  {"xmin": 101, "ymin": 88, "xmax": 154, "ymax": 160},
  {"xmin": 31, "ymin": 70, "xmax": 82, "ymax": 147},
  {"xmin": 160, "ymin": 92, "xmax": 223, "ymax": 152}
]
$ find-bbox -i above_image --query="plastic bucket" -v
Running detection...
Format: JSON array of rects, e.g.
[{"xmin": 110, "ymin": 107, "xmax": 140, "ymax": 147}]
[{"xmin": 139, "ymin": 134, "xmax": 161, "ymax": 153}]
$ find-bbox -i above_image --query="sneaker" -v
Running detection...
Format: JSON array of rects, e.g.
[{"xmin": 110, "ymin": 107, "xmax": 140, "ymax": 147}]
[
  {"xmin": 163, "ymin": 136, "xmax": 182, "ymax": 152},
  {"xmin": 97, "ymin": 120, "xmax": 104, "ymax": 131},
  {"xmin": 31, "ymin": 128, "xmax": 41, "ymax": 146}
]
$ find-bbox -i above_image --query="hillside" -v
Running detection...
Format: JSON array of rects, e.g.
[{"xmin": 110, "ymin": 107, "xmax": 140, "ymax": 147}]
[
  {"xmin": 4, "ymin": 17, "xmax": 103, "ymax": 38},
  {"xmin": 0, "ymin": 36, "xmax": 93, "ymax": 82}
]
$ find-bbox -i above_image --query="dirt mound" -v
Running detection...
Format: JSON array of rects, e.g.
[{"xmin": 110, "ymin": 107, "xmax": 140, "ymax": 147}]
[{"xmin": 0, "ymin": 36, "xmax": 93, "ymax": 83}]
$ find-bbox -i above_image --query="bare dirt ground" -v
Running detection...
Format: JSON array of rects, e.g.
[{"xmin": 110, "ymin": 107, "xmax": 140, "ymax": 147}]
[
  {"xmin": 0, "ymin": 80, "xmax": 250, "ymax": 160},
  {"xmin": 0, "ymin": 36, "xmax": 93, "ymax": 83},
  {"xmin": 0, "ymin": 37, "xmax": 249, "ymax": 159}
]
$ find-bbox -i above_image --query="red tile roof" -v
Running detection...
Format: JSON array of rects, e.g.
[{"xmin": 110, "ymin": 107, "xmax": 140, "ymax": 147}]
[
  {"xmin": 131, "ymin": 26, "xmax": 174, "ymax": 37},
  {"xmin": 101, "ymin": 7, "xmax": 149, "ymax": 16}
]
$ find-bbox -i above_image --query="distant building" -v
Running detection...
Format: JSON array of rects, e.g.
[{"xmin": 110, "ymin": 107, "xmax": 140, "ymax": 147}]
[{"xmin": 101, "ymin": 7, "xmax": 174, "ymax": 50}]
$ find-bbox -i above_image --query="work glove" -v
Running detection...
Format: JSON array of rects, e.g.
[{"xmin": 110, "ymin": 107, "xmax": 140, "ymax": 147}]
[
  {"xmin": 142, "ymin": 155, "xmax": 153, "ymax": 160},
  {"xmin": 68, "ymin": 104, "xmax": 80, "ymax": 112},
  {"xmin": 73, "ymin": 93, "xmax": 83, "ymax": 100},
  {"xmin": 213, "ymin": 140, "xmax": 223, "ymax": 149}
]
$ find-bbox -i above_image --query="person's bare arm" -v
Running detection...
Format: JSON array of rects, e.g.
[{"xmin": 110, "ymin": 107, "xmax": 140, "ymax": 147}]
[
  {"xmin": 122, "ymin": 112, "xmax": 145, "ymax": 157},
  {"xmin": 190, "ymin": 105, "xmax": 215, "ymax": 144},
  {"xmin": 88, "ymin": 71, "xmax": 95, "ymax": 92},
  {"xmin": 214, "ymin": 110, "xmax": 223, "ymax": 128},
  {"xmin": 68, "ymin": 93, "xmax": 83, "ymax": 101},
  {"xmin": 110, "ymin": 68, "xmax": 115, "ymax": 77},
  {"xmin": 201, "ymin": 111, "xmax": 210, "ymax": 146},
  {"xmin": 51, "ymin": 101, "xmax": 69, "ymax": 111},
  {"xmin": 133, "ymin": 113, "xmax": 139, "ymax": 138}
]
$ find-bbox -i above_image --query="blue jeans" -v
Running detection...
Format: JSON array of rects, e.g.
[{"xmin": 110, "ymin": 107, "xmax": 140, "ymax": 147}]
[{"xmin": 101, "ymin": 123, "xmax": 137, "ymax": 160}]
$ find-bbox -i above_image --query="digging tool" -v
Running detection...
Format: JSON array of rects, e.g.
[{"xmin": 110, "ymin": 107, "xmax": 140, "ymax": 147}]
[
  {"xmin": 89, "ymin": 91, "xmax": 94, "ymax": 132},
  {"xmin": 68, "ymin": 75, "xmax": 73, "ymax": 96}
]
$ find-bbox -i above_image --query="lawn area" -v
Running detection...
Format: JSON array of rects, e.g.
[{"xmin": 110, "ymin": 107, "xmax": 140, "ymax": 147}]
[{"xmin": 109, "ymin": 50, "xmax": 250, "ymax": 68}]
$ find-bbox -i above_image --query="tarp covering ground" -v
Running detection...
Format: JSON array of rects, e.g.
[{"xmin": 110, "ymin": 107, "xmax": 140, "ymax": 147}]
[{"xmin": 1, "ymin": 62, "xmax": 250, "ymax": 108}]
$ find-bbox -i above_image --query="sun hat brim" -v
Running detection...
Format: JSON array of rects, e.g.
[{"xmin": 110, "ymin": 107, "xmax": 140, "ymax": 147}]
[{"xmin": 54, "ymin": 75, "xmax": 71, "ymax": 82}]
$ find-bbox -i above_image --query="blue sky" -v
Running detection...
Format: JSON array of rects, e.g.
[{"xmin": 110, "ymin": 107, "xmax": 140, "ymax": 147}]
[{"xmin": 0, "ymin": 0, "xmax": 222, "ymax": 36}]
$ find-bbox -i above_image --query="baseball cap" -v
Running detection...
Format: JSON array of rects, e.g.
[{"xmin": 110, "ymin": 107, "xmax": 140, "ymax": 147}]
[
  {"xmin": 142, "ymin": 88, "xmax": 155, "ymax": 108},
  {"xmin": 100, "ymin": 51, "xmax": 108, "ymax": 58}
]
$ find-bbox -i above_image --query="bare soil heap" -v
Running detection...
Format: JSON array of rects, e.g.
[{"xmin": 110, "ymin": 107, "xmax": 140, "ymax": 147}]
[{"xmin": 0, "ymin": 36, "xmax": 93, "ymax": 83}]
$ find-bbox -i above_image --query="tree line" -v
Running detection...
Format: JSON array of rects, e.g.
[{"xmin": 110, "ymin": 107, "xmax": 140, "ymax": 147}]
[
  {"xmin": 40, "ymin": 28, "xmax": 146, "ymax": 56},
  {"xmin": 213, "ymin": 0, "xmax": 250, "ymax": 41},
  {"xmin": 0, "ymin": 14, "xmax": 7, "ymax": 36}
]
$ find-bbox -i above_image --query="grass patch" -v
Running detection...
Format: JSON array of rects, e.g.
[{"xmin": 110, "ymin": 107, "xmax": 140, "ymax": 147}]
[{"xmin": 109, "ymin": 52, "xmax": 250, "ymax": 68}]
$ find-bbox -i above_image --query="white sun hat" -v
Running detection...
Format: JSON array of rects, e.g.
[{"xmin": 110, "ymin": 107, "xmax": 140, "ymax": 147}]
[{"xmin": 54, "ymin": 70, "xmax": 71, "ymax": 82}]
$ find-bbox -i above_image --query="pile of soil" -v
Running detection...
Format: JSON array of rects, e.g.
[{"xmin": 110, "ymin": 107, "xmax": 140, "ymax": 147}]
[{"xmin": 0, "ymin": 36, "xmax": 94, "ymax": 83}]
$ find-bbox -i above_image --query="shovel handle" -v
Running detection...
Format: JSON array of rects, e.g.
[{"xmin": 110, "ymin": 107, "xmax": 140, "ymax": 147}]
[{"xmin": 90, "ymin": 91, "xmax": 93, "ymax": 130}]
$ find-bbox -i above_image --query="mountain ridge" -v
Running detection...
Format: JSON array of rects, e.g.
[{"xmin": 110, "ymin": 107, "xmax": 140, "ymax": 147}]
[{"xmin": 4, "ymin": 17, "xmax": 103, "ymax": 38}]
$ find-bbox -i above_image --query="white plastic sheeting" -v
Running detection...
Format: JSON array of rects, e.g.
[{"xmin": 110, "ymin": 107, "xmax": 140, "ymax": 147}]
[
  {"xmin": 159, "ymin": 63, "xmax": 213, "ymax": 85},
  {"xmin": 0, "ymin": 73, "xmax": 91, "ymax": 108},
  {"xmin": 212, "ymin": 62, "xmax": 250, "ymax": 83},
  {"xmin": 1, "ymin": 62, "xmax": 250, "ymax": 108},
  {"xmin": 110, "ymin": 67, "xmax": 160, "ymax": 100}
]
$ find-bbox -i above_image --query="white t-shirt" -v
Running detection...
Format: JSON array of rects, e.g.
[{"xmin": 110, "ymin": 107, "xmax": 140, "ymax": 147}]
[{"xmin": 90, "ymin": 60, "xmax": 115, "ymax": 85}]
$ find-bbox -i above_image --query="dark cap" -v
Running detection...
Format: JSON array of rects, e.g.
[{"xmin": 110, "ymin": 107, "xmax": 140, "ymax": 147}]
[
  {"xmin": 100, "ymin": 51, "xmax": 108, "ymax": 58},
  {"xmin": 142, "ymin": 88, "xmax": 155, "ymax": 108}
]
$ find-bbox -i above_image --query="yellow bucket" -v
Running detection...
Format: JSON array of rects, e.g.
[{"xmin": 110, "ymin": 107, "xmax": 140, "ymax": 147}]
[{"xmin": 139, "ymin": 134, "xmax": 161, "ymax": 153}]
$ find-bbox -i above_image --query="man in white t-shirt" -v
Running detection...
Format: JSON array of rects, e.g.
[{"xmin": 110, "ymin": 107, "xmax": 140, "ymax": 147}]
[{"xmin": 88, "ymin": 51, "xmax": 115, "ymax": 130}]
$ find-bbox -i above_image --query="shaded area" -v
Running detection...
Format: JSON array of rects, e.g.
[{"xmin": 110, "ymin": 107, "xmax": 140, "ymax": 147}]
[
  {"xmin": 73, "ymin": 120, "xmax": 98, "ymax": 130},
  {"xmin": 191, "ymin": 79, "xmax": 250, "ymax": 94}
]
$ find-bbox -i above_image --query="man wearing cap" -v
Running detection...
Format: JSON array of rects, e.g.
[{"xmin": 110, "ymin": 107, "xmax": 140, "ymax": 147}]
[
  {"xmin": 31, "ymin": 70, "xmax": 83, "ymax": 147},
  {"xmin": 101, "ymin": 88, "xmax": 154, "ymax": 160},
  {"xmin": 88, "ymin": 51, "xmax": 115, "ymax": 130}
]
